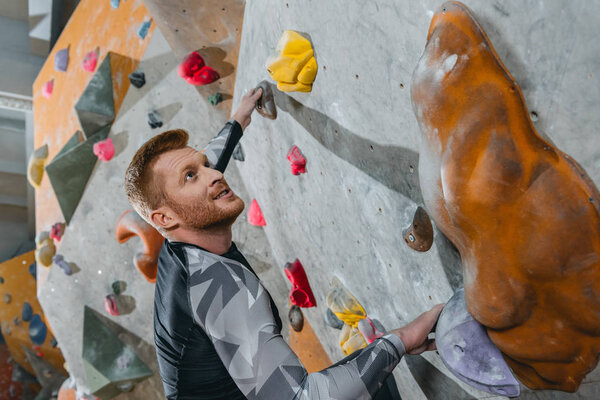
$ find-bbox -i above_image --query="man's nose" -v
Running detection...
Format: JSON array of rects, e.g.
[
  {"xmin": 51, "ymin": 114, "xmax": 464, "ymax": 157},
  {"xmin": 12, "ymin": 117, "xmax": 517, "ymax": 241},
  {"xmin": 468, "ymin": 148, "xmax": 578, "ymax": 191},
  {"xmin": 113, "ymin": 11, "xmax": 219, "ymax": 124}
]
[{"xmin": 207, "ymin": 167, "xmax": 224, "ymax": 186}]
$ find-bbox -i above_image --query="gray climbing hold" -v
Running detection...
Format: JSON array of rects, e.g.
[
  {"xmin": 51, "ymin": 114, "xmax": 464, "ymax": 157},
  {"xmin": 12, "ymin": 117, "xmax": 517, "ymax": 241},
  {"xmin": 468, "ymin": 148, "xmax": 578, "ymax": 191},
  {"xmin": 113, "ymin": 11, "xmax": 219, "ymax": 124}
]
[
  {"xmin": 232, "ymin": 144, "xmax": 245, "ymax": 161},
  {"xmin": 289, "ymin": 305, "xmax": 304, "ymax": 332},
  {"xmin": 112, "ymin": 280, "xmax": 126, "ymax": 296},
  {"xmin": 207, "ymin": 92, "xmax": 223, "ymax": 106},
  {"xmin": 148, "ymin": 111, "xmax": 163, "ymax": 129},
  {"xmin": 54, "ymin": 47, "xmax": 69, "ymax": 72},
  {"xmin": 324, "ymin": 308, "xmax": 344, "ymax": 329}
]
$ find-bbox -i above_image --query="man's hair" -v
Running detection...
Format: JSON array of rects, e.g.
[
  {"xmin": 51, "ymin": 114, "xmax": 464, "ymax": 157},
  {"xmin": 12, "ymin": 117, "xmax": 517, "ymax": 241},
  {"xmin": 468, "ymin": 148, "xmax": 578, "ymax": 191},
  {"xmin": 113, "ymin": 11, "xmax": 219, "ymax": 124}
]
[{"xmin": 124, "ymin": 129, "xmax": 189, "ymax": 228}]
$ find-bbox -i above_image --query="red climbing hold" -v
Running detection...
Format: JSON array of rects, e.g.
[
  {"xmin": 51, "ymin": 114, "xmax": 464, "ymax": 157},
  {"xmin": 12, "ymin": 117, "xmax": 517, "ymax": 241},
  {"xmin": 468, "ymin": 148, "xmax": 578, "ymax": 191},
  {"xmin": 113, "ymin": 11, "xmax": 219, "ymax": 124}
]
[
  {"xmin": 178, "ymin": 52, "xmax": 219, "ymax": 85},
  {"xmin": 287, "ymin": 145, "xmax": 306, "ymax": 175},
  {"xmin": 82, "ymin": 48, "xmax": 98, "ymax": 72},
  {"xmin": 284, "ymin": 259, "xmax": 316, "ymax": 308},
  {"xmin": 248, "ymin": 199, "xmax": 266, "ymax": 226},
  {"xmin": 104, "ymin": 294, "xmax": 119, "ymax": 316},
  {"xmin": 49, "ymin": 222, "xmax": 65, "ymax": 242},
  {"xmin": 93, "ymin": 137, "xmax": 115, "ymax": 162},
  {"xmin": 42, "ymin": 79, "xmax": 54, "ymax": 99}
]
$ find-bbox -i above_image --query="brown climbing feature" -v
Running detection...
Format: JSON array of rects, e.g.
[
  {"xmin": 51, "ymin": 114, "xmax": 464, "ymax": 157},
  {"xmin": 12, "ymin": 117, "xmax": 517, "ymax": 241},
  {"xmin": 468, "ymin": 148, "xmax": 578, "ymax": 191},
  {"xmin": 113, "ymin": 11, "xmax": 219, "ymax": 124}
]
[
  {"xmin": 255, "ymin": 80, "xmax": 277, "ymax": 120},
  {"xmin": 116, "ymin": 210, "xmax": 164, "ymax": 283},
  {"xmin": 411, "ymin": 1, "xmax": 600, "ymax": 392},
  {"xmin": 403, "ymin": 206, "xmax": 434, "ymax": 252}
]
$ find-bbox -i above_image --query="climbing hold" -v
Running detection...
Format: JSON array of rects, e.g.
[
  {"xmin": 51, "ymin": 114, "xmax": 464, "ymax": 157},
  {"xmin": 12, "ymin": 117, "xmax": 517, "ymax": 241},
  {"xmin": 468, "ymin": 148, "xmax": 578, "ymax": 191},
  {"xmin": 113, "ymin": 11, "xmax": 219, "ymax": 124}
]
[
  {"xmin": 42, "ymin": 79, "xmax": 54, "ymax": 99},
  {"xmin": 436, "ymin": 288, "xmax": 520, "ymax": 397},
  {"xmin": 27, "ymin": 144, "xmax": 48, "ymax": 189},
  {"xmin": 289, "ymin": 305, "xmax": 304, "ymax": 332},
  {"xmin": 22, "ymin": 302, "xmax": 33, "ymax": 322},
  {"xmin": 147, "ymin": 111, "xmax": 163, "ymax": 129},
  {"xmin": 116, "ymin": 209, "xmax": 164, "ymax": 283},
  {"xmin": 207, "ymin": 92, "xmax": 223, "ymax": 106},
  {"xmin": 232, "ymin": 144, "xmax": 245, "ymax": 161},
  {"xmin": 93, "ymin": 137, "xmax": 115, "ymax": 161},
  {"xmin": 287, "ymin": 145, "xmax": 306, "ymax": 175},
  {"xmin": 4, "ymin": 293, "xmax": 11, "ymax": 304},
  {"xmin": 28, "ymin": 262, "xmax": 37, "ymax": 280},
  {"xmin": 357, "ymin": 317, "xmax": 384, "ymax": 343},
  {"xmin": 29, "ymin": 314, "xmax": 48, "ymax": 345},
  {"xmin": 255, "ymin": 80, "xmax": 277, "ymax": 119},
  {"xmin": 82, "ymin": 306, "xmax": 153, "ymax": 397},
  {"xmin": 284, "ymin": 259, "xmax": 316, "ymax": 307},
  {"xmin": 267, "ymin": 30, "xmax": 317, "ymax": 92},
  {"xmin": 0, "ymin": 276, "xmax": 3, "ymax": 284},
  {"xmin": 324, "ymin": 308, "xmax": 344, "ymax": 329},
  {"xmin": 50, "ymin": 338, "xmax": 57, "ymax": 348},
  {"xmin": 137, "ymin": 20, "xmax": 152, "ymax": 39},
  {"xmin": 35, "ymin": 231, "xmax": 56, "ymax": 268},
  {"xmin": 110, "ymin": 0, "xmax": 119, "ymax": 9},
  {"xmin": 53, "ymin": 254, "xmax": 72, "ymax": 276},
  {"xmin": 49, "ymin": 222, "xmax": 65, "ymax": 242},
  {"xmin": 129, "ymin": 70, "xmax": 146, "ymax": 88},
  {"xmin": 54, "ymin": 47, "xmax": 69, "ymax": 72},
  {"xmin": 13, "ymin": 316, "xmax": 21, "ymax": 326},
  {"xmin": 339, "ymin": 324, "xmax": 368, "ymax": 356},
  {"xmin": 105, "ymin": 294, "xmax": 119, "ymax": 316},
  {"xmin": 248, "ymin": 199, "xmax": 266, "ymax": 226},
  {"xmin": 112, "ymin": 280, "xmax": 126, "ymax": 295},
  {"xmin": 117, "ymin": 353, "xmax": 132, "ymax": 370},
  {"xmin": 23, "ymin": 347, "xmax": 67, "ymax": 399},
  {"xmin": 82, "ymin": 48, "xmax": 98, "ymax": 72},
  {"xmin": 326, "ymin": 278, "xmax": 366, "ymax": 328},
  {"xmin": 178, "ymin": 52, "xmax": 220, "ymax": 85},
  {"xmin": 402, "ymin": 206, "xmax": 434, "ymax": 252}
]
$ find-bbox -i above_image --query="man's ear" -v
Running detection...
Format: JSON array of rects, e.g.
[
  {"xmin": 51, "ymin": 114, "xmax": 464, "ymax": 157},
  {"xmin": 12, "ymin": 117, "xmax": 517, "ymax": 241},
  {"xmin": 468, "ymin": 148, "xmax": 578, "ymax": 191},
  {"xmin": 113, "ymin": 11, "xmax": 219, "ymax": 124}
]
[{"xmin": 150, "ymin": 206, "xmax": 178, "ymax": 230}]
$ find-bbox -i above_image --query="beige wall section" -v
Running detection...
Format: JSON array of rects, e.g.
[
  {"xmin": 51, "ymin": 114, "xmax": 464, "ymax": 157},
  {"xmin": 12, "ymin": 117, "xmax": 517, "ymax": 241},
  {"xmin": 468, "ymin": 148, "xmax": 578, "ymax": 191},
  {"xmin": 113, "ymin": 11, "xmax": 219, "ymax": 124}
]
[{"xmin": 0, "ymin": 0, "xmax": 28, "ymax": 20}]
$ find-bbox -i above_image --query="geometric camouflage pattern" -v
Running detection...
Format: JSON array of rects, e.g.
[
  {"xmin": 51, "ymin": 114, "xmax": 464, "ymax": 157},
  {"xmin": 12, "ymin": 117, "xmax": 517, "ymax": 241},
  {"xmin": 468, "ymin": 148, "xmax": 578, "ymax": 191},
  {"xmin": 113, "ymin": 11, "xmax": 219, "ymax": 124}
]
[{"xmin": 184, "ymin": 244, "xmax": 406, "ymax": 400}]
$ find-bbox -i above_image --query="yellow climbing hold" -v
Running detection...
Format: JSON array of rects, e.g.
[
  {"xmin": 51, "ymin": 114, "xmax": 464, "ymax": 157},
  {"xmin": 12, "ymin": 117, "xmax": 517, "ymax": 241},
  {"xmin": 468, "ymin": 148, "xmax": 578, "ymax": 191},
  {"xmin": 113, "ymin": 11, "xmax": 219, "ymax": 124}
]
[
  {"xmin": 267, "ymin": 30, "xmax": 317, "ymax": 92},
  {"xmin": 339, "ymin": 324, "xmax": 368, "ymax": 356},
  {"xmin": 35, "ymin": 231, "xmax": 56, "ymax": 267},
  {"xmin": 27, "ymin": 144, "xmax": 49, "ymax": 189},
  {"xmin": 326, "ymin": 278, "xmax": 367, "ymax": 328}
]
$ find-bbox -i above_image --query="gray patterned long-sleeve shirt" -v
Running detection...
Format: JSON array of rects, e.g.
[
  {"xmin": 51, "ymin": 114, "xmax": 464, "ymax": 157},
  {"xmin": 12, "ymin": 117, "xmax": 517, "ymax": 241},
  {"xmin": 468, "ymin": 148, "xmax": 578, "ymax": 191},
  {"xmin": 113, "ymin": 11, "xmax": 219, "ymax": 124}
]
[{"xmin": 154, "ymin": 120, "xmax": 406, "ymax": 400}]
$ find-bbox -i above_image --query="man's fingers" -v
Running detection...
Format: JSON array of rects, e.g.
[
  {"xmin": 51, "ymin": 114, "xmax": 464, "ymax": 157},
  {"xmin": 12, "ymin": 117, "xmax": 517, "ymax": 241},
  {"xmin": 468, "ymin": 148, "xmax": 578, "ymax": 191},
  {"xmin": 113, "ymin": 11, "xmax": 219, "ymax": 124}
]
[
  {"xmin": 418, "ymin": 303, "xmax": 445, "ymax": 332},
  {"xmin": 250, "ymin": 87, "xmax": 263, "ymax": 100}
]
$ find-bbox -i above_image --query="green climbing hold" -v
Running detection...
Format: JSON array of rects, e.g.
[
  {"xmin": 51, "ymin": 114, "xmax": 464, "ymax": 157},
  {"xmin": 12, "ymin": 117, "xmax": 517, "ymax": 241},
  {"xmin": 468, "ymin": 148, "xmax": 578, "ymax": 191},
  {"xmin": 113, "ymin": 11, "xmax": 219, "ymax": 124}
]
[{"xmin": 207, "ymin": 92, "xmax": 223, "ymax": 106}]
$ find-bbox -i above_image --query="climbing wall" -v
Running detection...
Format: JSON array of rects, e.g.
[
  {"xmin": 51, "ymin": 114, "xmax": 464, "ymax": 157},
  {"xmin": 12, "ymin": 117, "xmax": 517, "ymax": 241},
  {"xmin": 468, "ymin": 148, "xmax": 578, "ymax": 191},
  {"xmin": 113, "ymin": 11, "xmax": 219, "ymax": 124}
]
[{"xmin": 231, "ymin": 1, "xmax": 600, "ymax": 399}]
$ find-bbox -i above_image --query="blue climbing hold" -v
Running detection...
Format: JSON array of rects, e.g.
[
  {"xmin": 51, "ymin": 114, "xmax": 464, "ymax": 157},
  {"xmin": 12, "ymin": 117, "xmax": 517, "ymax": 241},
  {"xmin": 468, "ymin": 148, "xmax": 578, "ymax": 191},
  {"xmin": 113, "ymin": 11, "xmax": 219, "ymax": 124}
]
[
  {"xmin": 110, "ymin": 0, "xmax": 119, "ymax": 9},
  {"xmin": 137, "ymin": 20, "xmax": 151, "ymax": 39},
  {"xmin": 29, "ymin": 314, "xmax": 47, "ymax": 345},
  {"xmin": 22, "ymin": 302, "xmax": 33, "ymax": 322},
  {"xmin": 29, "ymin": 262, "xmax": 37, "ymax": 280},
  {"xmin": 0, "ymin": 276, "xmax": 3, "ymax": 284}
]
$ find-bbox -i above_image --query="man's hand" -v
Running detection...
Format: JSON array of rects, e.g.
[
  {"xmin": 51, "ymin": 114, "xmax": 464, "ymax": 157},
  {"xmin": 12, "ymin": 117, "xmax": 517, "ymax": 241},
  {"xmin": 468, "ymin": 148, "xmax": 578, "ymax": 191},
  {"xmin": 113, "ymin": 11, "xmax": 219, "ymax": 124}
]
[
  {"xmin": 391, "ymin": 304, "xmax": 444, "ymax": 355},
  {"xmin": 232, "ymin": 88, "xmax": 263, "ymax": 131}
]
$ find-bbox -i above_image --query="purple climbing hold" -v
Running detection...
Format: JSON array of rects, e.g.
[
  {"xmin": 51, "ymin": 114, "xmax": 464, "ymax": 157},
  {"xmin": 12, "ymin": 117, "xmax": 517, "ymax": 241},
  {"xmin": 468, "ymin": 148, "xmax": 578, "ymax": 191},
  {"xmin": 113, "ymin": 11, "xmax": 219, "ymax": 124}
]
[
  {"xmin": 436, "ymin": 288, "xmax": 520, "ymax": 397},
  {"xmin": 54, "ymin": 47, "xmax": 69, "ymax": 72},
  {"xmin": 53, "ymin": 254, "xmax": 72, "ymax": 276},
  {"xmin": 137, "ymin": 20, "xmax": 152, "ymax": 39},
  {"xmin": 22, "ymin": 302, "xmax": 33, "ymax": 322},
  {"xmin": 29, "ymin": 314, "xmax": 48, "ymax": 345}
]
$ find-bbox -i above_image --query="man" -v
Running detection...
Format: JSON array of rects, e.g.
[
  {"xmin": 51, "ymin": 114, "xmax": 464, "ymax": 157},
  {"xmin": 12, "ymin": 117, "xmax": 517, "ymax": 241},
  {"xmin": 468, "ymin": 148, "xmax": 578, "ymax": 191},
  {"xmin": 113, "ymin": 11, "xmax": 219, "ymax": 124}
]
[{"xmin": 125, "ymin": 87, "xmax": 443, "ymax": 399}]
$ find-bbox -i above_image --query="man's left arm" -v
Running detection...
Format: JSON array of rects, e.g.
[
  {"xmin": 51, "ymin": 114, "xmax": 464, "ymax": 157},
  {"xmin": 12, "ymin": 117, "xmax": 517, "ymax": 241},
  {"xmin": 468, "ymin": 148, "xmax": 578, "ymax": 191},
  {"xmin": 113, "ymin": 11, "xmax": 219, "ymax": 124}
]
[{"xmin": 203, "ymin": 88, "xmax": 263, "ymax": 172}]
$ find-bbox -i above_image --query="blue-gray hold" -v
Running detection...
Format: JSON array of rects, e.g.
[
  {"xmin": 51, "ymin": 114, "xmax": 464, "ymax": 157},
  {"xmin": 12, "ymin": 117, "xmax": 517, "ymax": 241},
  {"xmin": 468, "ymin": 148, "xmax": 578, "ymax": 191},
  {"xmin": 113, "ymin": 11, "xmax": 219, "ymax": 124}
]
[{"xmin": 436, "ymin": 288, "xmax": 520, "ymax": 397}]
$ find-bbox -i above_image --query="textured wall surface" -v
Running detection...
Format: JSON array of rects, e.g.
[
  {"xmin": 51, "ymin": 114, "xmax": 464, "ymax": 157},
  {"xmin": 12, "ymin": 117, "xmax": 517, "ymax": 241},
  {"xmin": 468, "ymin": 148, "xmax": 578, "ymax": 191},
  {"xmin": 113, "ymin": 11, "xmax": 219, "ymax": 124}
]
[{"xmin": 232, "ymin": 1, "xmax": 600, "ymax": 398}]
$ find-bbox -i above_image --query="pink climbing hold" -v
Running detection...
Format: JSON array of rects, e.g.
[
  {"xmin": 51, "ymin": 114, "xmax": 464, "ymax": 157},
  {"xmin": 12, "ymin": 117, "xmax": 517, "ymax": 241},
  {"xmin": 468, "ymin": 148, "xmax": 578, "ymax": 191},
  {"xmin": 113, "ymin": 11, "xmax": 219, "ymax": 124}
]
[
  {"xmin": 49, "ymin": 222, "xmax": 65, "ymax": 242},
  {"xmin": 93, "ymin": 137, "xmax": 115, "ymax": 162},
  {"xmin": 177, "ymin": 52, "xmax": 220, "ymax": 85},
  {"xmin": 248, "ymin": 199, "xmax": 266, "ymax": 226},
  {"xmin": 357, "ymin": 317, "xmax": 384, "ymax": 343},
  {"xmin": 284, "ymin": 259, "xmax": 316, "ymax": 308},
  {"xmin": 287, "ymin": 145, "xmax": 306, "ymax": 175},
  {"xmin": 104, "ymin": 294, "xmax": 119, "ymax": 316},
  {"xmin": 42, "ymin": 79, "xmax": 54, "ymax": 99},
  {"xmin": 82, "ymin": 48, "xmax": 98, "ymax": 72}
]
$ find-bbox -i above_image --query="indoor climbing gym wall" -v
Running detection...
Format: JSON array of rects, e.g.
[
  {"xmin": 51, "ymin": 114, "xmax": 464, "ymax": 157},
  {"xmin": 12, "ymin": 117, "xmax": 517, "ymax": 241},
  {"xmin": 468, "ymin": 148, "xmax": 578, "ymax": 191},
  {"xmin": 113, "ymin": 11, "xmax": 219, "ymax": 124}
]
[{"xmin": 13, "ymin": 0, "xmax": 600, "ymax": 399}]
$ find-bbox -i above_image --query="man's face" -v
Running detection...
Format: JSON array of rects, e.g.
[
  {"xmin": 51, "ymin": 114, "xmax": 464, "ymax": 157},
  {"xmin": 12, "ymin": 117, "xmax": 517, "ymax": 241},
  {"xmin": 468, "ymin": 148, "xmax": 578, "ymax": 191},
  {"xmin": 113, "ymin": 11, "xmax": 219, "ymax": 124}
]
[{"xmin": 154, "ymin": 146, "xmax": 244, "ymax": 231}]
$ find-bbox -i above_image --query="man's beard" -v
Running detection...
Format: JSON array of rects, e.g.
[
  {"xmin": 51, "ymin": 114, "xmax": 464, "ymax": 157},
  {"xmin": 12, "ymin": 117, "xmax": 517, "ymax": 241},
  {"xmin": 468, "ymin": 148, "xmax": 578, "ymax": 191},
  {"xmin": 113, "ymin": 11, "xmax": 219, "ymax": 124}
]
[{"xmin": 167, "ymin": 196, "xmax": 245, "ymax": 231}]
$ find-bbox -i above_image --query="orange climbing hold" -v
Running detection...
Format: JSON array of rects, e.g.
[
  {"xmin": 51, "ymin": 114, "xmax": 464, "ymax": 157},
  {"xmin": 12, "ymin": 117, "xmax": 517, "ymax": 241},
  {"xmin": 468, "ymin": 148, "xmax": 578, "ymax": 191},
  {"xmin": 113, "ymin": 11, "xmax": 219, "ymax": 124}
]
[
  {"xmin": 115, "ymin": 209, "xmax": 164, "ymax": 283},
  {"xmin": 411, "ymin": 1, "xmax": 600, "ymax": 391}
]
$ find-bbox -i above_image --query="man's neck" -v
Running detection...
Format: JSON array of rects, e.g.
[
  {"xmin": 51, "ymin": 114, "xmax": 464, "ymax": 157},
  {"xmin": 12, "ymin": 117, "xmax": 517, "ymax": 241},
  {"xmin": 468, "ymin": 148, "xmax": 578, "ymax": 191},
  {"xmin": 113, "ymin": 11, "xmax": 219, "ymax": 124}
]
[{"xmin": 169, "ymin": 225, "xmax": 233, "ymax": 255}]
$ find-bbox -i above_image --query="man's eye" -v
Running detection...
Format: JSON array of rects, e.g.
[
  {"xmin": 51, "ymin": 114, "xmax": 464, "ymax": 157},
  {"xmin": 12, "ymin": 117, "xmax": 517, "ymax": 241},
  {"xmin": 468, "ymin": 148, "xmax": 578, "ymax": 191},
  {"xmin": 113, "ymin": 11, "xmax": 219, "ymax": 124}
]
[
  {"xmin": 185, "ymin": 171, "xmax": 195, "ymax": 181},
  {"xmin": 204, "ymin": 162, "xmax": 210, "ymax": 167}
]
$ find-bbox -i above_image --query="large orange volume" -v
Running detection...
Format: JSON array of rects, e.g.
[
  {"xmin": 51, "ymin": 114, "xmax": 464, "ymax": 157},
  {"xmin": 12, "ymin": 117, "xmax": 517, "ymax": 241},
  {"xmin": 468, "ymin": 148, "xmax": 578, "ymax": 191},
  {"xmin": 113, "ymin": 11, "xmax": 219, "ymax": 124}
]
[{"xmin": 411, "ymin": 1, "xmax": 600, "ymax": 392}]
